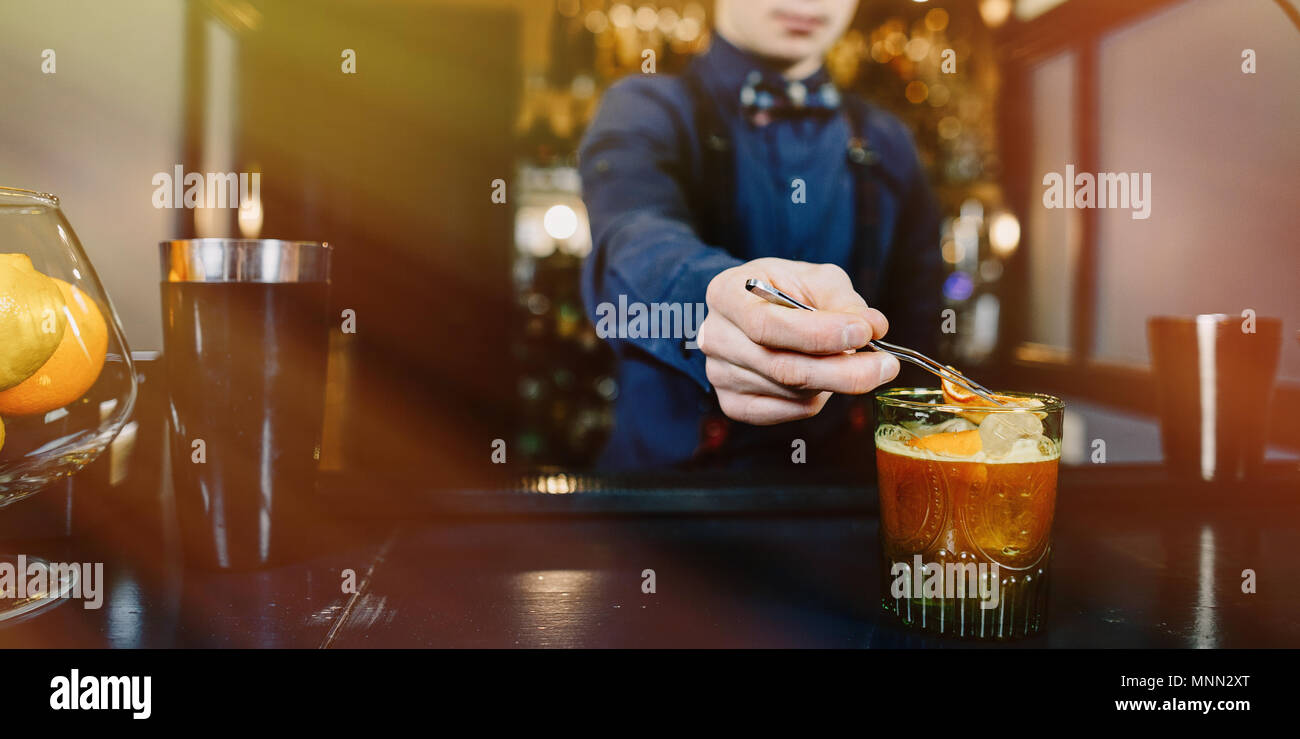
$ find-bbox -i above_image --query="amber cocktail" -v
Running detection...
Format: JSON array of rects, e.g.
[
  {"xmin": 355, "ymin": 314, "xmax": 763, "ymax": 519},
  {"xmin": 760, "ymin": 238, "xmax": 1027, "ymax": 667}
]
[{"xmin": 874, "ymin": 387, "xmax": 1064, "ymax": 638}]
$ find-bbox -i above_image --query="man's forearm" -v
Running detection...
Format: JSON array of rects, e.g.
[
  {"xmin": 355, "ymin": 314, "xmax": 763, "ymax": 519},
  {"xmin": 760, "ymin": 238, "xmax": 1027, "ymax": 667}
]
[{"xmin": 581, "ymin": 213, "xmax": 741, "ymax": 391}]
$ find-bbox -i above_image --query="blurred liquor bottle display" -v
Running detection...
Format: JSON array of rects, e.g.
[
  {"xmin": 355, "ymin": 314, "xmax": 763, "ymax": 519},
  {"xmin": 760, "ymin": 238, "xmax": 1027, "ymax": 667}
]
[
  {"xmin": 510, "ymin": 3, "xmax": 709, "ymax": 466},
  {"xmin": 511, "ymin": 163, "xmax": 615, "ymax": 465}
]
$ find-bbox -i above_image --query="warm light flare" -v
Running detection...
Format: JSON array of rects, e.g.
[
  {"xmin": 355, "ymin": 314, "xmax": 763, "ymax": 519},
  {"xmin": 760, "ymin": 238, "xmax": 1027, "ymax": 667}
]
[
  {"xmin": 237, "ymin": 195, "xmax": 263, "ymax": 239},
  {"xmin": 979, "ymin": 0, "xmax": 1014, "ymax": 28},
  {"xmin": 989, "ymin": 211, "xmax": 1021, "ymax": 257}
]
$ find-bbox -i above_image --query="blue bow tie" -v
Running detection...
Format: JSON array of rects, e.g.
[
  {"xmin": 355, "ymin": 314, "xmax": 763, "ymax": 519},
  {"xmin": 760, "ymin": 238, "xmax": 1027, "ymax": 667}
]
[{"xmin": 740, "ymin": 70, "xmax": 841, "ymax": 125}]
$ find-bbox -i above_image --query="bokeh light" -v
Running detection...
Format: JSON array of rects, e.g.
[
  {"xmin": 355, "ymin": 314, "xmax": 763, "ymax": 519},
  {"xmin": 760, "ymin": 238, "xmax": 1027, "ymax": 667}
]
[
  {"xmin": 979, "ymin": 0, "xmax": 1014, "ymax": 28},
  {"xmin": 543, "ymin": 204, "xmax": 579, "ymax": 240},
  {"xmin": 904, "ymin": 37, "xmax": 931, "ymax": 62},
  {"xmin": 941, "ymin": 239, "xmax": 964, "ymax": 265},
  {"xmin": 634, "ymin": 5, "xmax": 657, "ymax": 32},
  {"xmin": 584, "ymin": 10, "xmax": 608, "ymax": 34},
  {"xmin": 515, "ymin": 206, "xmax": 555, "ymax": 257},
  {"xmin": 905, "ymin": 80, "xmax": 929, "ymax": 104},
  {"xmin": 928, "ymin": 83, "xmax": 951, "ymax": 107},
  {"xmin": 925, "ymin": 8, "xmax": 950, "ymax": 31},
  {"xmin": 237, "ymin": 195, "xmax": 263, "ymax": 238},
  {"xmin": 989, "ymin": 211, "xmax": 1022, "ymax": 256},
  {"xmin": 943, "ymin": 271, "xmax": 975, "ymax": 301},
  {"xmin": 608, "ymin": 4, "xmax": 633, "ymax": 29}
]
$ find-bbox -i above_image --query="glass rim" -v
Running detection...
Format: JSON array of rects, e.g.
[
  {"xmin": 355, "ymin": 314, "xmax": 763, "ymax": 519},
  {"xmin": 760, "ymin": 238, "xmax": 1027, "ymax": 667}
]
[
  {"xmin": 0, "ymin": 186, "xmax": 60, "ymax": 206},
  {"xmin": 160, "ymin": 238, "xmax": 331, "ymax": 250},
  {"xmin": 1148, "ymin": 314, "xmax": 1281, "ymax": 326},
  {"xmin": 160, "ymin": 239, "xmax": 331, "ymax": 283},
  {"xmin": 875, "ymin": 387, "xmax": 1065, "ymax": 414}
]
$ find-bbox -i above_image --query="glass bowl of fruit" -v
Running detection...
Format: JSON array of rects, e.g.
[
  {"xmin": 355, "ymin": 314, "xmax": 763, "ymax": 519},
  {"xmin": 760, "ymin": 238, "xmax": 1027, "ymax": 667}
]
[{"xmin": 0, "ymin": 187, "xmax": 137, "ymax": 508}]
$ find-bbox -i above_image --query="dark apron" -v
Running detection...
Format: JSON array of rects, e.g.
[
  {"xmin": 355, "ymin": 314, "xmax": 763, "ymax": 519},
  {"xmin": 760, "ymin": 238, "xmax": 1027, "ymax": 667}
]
[{"xmin": 677, "ymin": 63, "xmax": 902, "ymax": 469}]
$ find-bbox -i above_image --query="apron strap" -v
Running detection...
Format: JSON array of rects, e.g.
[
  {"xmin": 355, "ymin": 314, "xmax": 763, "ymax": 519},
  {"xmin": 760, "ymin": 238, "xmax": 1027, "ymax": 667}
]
[
  {"xmin": 840, "ymin": 96, "xmax": 903, "ymax": 301},
  {"xmin": 681, "ymin": 63, "xmax": 739, "ymax": 252}
]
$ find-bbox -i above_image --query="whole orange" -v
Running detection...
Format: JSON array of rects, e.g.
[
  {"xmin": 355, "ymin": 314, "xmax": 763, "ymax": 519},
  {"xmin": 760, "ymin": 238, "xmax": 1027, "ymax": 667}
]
[{"xmin": 0, "ymin": 280, "xmax": 108, "ymax": 416}]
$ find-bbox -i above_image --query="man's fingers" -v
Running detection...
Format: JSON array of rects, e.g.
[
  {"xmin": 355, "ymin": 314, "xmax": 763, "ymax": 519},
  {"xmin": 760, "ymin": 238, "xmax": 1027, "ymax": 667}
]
[
  {"xmin": 705, "ymin": 358, "xmax": 819, "ymax": 400},
  {"xmin": 716, "ymin": 390, "xmax": 832, "ymax": 426},
  {"xmin": 843, "ymin": 304, "xmax": 889, "ymax": 344},
  {"xmin": 780, "ymin": 262, "xmax": 859, "ymax": 306},
  {"xmin": 704, "ymin": 316, "xmax": 900, "ymax": 394},
  {"xmin": 734, "ymin": 302, "xmax": 873, "ymax": 354},
  {"xmin": 759, "ymin": 349, "xmax": 900, "ymax": 394},
  {"xmin": 709, "ymin": 261, "xmax": 889, "ymax": 350}
]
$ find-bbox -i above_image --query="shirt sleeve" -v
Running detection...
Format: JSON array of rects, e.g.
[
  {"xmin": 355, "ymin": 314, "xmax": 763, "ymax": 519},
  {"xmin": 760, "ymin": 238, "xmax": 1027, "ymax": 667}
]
[{"xmin": 578, "ymin": 76, "xmax": 742, "ymax": 393}]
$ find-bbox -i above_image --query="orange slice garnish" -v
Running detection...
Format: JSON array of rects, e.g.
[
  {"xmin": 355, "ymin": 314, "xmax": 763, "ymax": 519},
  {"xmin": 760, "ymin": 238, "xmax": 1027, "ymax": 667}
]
[
  {"xmin": 941, "ymin": 371, "xmax": 981, "ymax": 405},
  {"xmin": 940, "ymin": 367, "xmax": 1046, "ymax": 423},
  {"xmin": 907, "ymin": 429, "xmax": 983, "ymax": 457}
]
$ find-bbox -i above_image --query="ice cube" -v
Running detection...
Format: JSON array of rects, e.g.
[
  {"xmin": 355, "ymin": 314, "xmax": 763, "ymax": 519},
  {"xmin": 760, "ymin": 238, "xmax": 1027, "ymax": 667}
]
[
  {"xmin": 978, "ymin": 410, "xmax": 1044, "ymax": 458},
  {"xmin": 932, "ymin": 417, "xmax": 978, "ymax": 434},
  {"xmin": 960, "ymin": 396, "xmax": 1047, "ymax": 424}
]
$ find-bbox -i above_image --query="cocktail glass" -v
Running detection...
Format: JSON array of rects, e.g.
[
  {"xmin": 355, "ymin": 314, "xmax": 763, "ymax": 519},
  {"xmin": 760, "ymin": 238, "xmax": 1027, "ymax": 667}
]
[{"xmin": 874, "ymin": 388, "xmax": 1064, "ymax": 638}]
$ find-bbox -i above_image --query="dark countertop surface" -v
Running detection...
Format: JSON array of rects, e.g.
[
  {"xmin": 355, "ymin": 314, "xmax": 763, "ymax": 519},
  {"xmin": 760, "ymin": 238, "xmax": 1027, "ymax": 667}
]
[
  {"xmin": 3, "ymin": 466, "xmax": 1297, "ymax": 648},
  {"xmin": 0, "ymin": 361, "xmax": 1297, "ymax": 648}
]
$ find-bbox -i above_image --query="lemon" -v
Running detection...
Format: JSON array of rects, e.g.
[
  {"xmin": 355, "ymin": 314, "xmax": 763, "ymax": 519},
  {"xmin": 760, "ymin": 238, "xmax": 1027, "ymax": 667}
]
[
  {"xmin": 0, "ymin": 253, "xmax": 67, "ymax": 390},
  {"xmin": 0, "ymin": 279, "xmax": 108, "ymax": 416}
]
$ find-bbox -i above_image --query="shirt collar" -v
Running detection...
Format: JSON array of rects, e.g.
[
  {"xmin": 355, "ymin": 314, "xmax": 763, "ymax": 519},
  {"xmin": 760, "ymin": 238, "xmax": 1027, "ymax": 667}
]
[{"xmin": 697, "ymin": 33, "xmax": 832, "ymax": 102}]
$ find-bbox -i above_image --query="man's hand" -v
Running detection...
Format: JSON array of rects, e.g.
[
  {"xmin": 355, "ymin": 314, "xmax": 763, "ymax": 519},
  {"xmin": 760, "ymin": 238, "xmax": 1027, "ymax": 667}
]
[{"xmin": 696, "ymin": 258, "xmax": 900, "ymax": 425}]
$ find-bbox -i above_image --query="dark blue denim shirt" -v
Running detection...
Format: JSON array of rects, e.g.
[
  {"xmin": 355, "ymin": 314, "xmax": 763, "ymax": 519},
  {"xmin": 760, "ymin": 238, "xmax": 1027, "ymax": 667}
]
[{"xmin": 579, "ymin": 35, "xmax": 941, "ymax": 470}]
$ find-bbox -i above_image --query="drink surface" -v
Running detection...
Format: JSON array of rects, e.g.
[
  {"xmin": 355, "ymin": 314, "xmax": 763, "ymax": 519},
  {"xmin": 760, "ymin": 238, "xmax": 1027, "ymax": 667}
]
[{"xmin": 875, "ymin": 428, "xmax": 1058, "ymax": 571}]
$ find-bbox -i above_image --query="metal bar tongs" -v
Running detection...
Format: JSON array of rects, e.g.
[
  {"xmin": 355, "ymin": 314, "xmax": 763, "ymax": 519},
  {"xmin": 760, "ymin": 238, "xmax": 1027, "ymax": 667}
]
[{"xmin": 744, "ymin": 278, "xmax": 1005, "ymax": 406}]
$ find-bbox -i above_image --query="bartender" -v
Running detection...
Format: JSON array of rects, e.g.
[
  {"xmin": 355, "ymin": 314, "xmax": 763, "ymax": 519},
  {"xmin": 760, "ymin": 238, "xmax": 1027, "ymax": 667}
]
[{"xmin": 580, "ymin": 0, "xmax": 942, "ymax": 469}]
